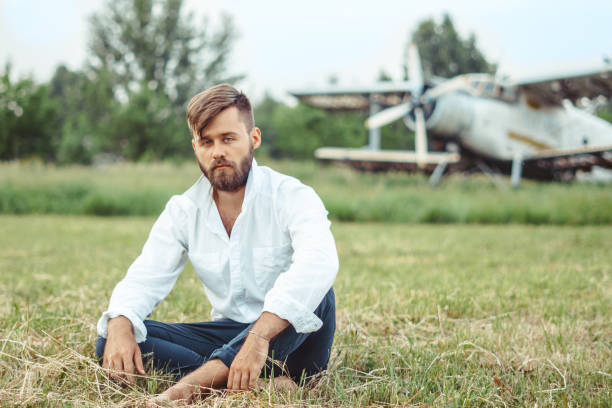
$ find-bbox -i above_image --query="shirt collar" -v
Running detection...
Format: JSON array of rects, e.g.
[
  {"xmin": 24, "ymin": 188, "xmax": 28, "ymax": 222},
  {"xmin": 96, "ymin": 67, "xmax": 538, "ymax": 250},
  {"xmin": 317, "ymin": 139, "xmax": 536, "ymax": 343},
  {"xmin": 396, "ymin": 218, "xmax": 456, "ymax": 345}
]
[{"xmin": 186, "ymin": 157, "xmax": 261, "ymax": 221}]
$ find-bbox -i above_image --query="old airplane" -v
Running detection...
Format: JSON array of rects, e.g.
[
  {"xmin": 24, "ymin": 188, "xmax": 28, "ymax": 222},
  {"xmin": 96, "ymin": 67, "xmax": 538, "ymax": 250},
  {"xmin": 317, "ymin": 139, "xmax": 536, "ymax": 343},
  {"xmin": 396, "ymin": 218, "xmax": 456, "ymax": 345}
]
[{"xmin": 289, "ymin": 44, "xmax": 612, "ymax": 186}]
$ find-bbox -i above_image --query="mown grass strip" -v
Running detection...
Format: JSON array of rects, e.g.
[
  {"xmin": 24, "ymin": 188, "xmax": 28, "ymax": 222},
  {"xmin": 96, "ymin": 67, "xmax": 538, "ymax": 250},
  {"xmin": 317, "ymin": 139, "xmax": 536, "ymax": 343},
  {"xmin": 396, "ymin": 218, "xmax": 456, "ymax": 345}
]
[{"xmin": 1, "ymin": 159, "xmax": 611, "ymax": 224}]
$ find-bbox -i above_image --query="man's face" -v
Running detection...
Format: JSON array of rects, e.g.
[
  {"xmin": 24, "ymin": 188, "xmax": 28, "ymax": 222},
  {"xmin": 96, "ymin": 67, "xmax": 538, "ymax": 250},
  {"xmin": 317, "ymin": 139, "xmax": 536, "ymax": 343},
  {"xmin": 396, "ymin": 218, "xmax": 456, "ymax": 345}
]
[{"xmin": 192, "ymin": 106, "xmax": 261, "ymax": 192}]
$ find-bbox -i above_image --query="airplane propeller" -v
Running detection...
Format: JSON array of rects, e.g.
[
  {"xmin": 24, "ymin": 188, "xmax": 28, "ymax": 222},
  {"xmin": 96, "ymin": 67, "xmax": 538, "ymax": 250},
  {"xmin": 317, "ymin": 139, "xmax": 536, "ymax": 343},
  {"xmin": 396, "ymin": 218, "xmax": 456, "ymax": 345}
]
[
  {"xmin": 364, "ymin": 102, "xmax": 411, "ymax": 129},
  {"xmin": 365, "ymin": 43, "xmax": 435, "ymax": 168}
]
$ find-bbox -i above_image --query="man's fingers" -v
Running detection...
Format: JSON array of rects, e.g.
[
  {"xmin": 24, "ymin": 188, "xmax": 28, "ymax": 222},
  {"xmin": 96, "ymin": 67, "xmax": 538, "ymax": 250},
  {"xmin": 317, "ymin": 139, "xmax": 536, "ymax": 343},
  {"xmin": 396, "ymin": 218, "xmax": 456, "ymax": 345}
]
[
  {"xmin": 240, "ymin": 370, "xmax": 249, "ymax": 390},
  {"xmin": 227, "ymin": 368, "xmax": 235, "ymax": 389},
  {"xmin": 108, "ymin": 357, "xmax": 124, "ymax": 382},
  {"xmin": 248, "ymin": 368, "xmax": 258, "ymax": 389},
  {"xmin": 232, "ymin": 371, "xmax": 242, "ymax": 391},
  {"xmin": 135, "ymin": 349, "xmax": 146, "ymax": 376},
  {"xmin": 123, "ymin": 356, "xmax": 135, "ymax": 383}
]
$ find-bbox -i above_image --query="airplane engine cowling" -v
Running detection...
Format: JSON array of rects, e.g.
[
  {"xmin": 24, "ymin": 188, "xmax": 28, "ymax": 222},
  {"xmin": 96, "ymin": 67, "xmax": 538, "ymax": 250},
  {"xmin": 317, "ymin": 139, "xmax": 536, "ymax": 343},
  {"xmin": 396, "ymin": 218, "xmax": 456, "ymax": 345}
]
[{"xmin": 404, "ymin": 93, "xmax": 475, "ymax": 138}]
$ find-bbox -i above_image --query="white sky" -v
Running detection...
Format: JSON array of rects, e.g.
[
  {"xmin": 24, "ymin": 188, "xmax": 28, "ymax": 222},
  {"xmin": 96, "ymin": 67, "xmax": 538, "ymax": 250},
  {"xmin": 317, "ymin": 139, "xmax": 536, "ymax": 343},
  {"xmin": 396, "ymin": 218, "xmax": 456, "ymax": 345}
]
[{"xmin": 1, "ymin": 0, "xmax": 611, "ymax": 103}]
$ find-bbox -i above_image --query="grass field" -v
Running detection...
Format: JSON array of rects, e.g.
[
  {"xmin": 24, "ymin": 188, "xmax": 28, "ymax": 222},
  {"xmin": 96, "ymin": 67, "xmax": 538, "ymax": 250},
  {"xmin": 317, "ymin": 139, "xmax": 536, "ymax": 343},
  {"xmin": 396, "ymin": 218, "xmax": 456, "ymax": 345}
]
[
  {"xmin": 1, "ymin": 215, "xmax": 610, "ymax": 406},
  {"xmin": 1, "ymin": 158, "xmax": 611, "ymax": 224}
]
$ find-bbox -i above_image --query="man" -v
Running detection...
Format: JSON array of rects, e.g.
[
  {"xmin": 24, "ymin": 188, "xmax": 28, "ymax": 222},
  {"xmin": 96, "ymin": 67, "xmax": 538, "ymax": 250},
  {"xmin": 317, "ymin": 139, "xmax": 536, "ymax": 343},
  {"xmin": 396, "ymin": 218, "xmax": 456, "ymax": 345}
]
[{"xmin": 95, "ymin": 84, "xmax": 339, "ymax": 404}]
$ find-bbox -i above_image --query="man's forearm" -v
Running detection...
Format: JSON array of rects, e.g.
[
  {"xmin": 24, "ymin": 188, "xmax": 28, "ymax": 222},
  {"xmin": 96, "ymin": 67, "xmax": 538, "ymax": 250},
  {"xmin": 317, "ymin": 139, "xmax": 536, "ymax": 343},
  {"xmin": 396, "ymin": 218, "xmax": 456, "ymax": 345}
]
[{"xmin": 249, "ymin": 311, "xmax": 290, "ymax": 341}]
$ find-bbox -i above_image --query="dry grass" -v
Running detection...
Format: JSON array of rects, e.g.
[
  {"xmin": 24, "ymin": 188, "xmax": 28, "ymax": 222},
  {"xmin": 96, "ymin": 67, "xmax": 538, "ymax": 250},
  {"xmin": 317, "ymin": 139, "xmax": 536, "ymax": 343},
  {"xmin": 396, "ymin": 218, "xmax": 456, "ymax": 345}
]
[{"xmin": 1, "ymin": 216, "xmax": 611, "ymax": 407}]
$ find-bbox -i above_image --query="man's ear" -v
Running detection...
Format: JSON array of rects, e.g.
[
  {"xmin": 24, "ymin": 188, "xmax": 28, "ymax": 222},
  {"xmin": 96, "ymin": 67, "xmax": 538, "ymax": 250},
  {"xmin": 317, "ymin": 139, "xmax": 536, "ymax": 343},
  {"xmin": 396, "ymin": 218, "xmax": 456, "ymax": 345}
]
[
  {"xmin": 192, "ymin": 139, "xmax": 196, "ymax": 150},
  {"xmin": 251, "ymin": 127, "xmax": 262, "ymax": 150}
]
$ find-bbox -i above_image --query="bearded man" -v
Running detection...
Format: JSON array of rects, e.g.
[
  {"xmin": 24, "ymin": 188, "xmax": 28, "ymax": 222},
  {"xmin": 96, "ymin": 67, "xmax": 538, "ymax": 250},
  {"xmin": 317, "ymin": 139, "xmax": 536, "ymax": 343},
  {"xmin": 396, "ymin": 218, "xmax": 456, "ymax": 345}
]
[{"xmin": 95, "ymin": 84, "xmax": 338, "ymax": 405}]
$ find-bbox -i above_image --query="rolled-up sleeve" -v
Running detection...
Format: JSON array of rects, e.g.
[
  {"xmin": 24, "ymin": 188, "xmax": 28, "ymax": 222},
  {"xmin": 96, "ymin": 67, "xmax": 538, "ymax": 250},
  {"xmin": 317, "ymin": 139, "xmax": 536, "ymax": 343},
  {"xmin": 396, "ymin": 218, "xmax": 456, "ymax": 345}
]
[
  {"xmin": 262, "ymin": 181, "xmax": 339, "ymax": 333},
  {"xmin": 96, "ymin": 195, "xmax": 190, "ymax": 343}
]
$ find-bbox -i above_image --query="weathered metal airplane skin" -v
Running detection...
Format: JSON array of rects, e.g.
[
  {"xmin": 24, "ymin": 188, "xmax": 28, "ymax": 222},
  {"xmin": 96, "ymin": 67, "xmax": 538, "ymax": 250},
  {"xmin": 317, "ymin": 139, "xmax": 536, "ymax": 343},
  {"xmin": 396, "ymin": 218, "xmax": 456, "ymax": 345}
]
[
  {"xmin": 419, "ymin": 83, "xmax": 612, "ymax": 162},
  {"xmin": 289, "ymin": 45, "xmax": 612, "ymax": 184}
]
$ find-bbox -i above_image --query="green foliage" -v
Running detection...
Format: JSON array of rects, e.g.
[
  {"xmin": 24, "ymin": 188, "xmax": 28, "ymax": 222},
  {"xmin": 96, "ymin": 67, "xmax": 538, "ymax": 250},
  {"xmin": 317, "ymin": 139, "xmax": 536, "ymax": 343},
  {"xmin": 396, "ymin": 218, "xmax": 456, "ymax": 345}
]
[
  {"xmin": 267, "ymin": 103, "xmax": 367, "ymax": 158},
  {"xmin": 88, "ymin": 0, "xmax": 242, "ymax": 109},
  {"xmin": 407, "ymin": 14, "xmax": 496, "ymax": 78},
  {"xmin": 1, "ymin": 0, "xmax": 242, "ymax": 165},
  {"xmin": 253, "ymin": 95, "xmax": 413, "ymax": 158},
  {"xmin": 104, "ymin": 86, "xmax": 190, "ymax": 161},
  {"xmin": 0, "ymin": 64, "xmax": 61, "ymax": 161},
  {"xmin": 49, "ymin": 65, "xmax": 116, "ymax": 163}
]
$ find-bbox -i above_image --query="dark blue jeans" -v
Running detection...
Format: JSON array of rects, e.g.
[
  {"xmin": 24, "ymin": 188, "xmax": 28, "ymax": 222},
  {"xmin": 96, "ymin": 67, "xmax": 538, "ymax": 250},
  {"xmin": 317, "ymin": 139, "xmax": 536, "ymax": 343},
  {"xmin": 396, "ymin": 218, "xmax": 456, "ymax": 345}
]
[{"xmin": 96, "ymin": 289, "xmax": 335, "ymax": 382}]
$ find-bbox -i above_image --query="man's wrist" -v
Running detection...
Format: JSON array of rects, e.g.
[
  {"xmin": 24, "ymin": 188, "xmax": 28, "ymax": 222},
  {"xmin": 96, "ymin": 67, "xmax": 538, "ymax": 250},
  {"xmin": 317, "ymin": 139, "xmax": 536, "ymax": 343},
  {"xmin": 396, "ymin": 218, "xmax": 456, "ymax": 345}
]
[
  {"xmin": 249, "ymin": 311, "xmax": 290, "ymax": 341},
  {"xmin": 107, "ymin": 315, "xmax": 134, "ymax": 336},
  {"xmin": 248, "ymin": 329, "xmax": 270, "ymax": 342}
]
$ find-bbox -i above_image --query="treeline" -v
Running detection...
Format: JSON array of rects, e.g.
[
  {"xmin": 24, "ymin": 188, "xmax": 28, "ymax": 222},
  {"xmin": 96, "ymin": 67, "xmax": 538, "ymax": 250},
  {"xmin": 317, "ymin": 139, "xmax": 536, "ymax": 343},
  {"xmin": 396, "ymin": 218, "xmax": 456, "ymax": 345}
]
[
  {"xmin": 0, "ymin": 4, "xmax": 498, "ymax": 164},
  {"xmin": 0, "ymin": 0, "xmax": 415, "ymax": 164},
  {"xmin": 1, "ymin": 64, "xmax": 190, "ymax": 163},
  {"xmin": 0, "ymin": 64, "xmax": 417, "ymax": 163},
  {"xmin": 3, "ymin": 2, "xmax": 610, "ymax": 165}
]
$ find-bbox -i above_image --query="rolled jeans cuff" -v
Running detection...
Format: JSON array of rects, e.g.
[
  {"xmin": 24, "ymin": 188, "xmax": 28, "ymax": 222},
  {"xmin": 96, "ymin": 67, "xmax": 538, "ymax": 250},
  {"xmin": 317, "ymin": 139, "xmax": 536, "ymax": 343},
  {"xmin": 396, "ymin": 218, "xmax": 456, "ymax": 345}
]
[{"xmin": 208, "ymin": 325, "xmax": 252, "ymax": 369}]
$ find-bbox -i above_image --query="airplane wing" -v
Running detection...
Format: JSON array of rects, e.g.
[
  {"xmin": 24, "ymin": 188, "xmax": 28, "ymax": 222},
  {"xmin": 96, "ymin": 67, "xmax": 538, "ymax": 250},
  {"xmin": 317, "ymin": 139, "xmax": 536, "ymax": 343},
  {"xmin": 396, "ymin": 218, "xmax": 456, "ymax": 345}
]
[
  {"xmin": 523, "ymin": 144, "xmax": 612, "ymax": 171},
  {"xmin": 314, "ymin": 147, "xmax": 460, "ymax": 165},
  {"xmin": 512, "ymin": 63, "xmax": 612, "ymax": 107},
  {"xmin": 288, "ymin": 81, "xmax": 418, "ymax": 111}
]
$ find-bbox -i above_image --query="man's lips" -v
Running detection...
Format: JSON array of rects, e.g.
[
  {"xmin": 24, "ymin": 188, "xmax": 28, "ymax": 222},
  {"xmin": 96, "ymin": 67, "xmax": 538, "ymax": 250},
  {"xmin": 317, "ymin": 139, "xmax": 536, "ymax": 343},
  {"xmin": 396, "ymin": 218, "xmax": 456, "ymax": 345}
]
[{"xmin": 213, "ymin": 164, "xmax": 231, "ymax": 170}]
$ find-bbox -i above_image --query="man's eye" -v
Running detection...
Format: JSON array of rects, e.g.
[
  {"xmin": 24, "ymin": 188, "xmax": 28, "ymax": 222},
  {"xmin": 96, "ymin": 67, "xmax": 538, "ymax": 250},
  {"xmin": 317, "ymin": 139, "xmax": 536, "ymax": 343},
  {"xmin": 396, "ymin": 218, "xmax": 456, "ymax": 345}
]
[{"xmin": 224, "ymin": 137, "xmax": 233, "ymax": 142}]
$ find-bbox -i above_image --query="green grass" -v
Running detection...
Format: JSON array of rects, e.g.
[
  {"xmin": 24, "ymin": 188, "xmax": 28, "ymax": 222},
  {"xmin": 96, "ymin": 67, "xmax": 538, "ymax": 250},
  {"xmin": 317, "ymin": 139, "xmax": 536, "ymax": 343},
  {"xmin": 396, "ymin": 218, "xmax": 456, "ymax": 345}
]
[
  {"xmin": 1, "ymin": 158, "xmax": 611, "ymax": 224},
  {"xmin": 1, "ymin": 216, "xmax": 610, "ymax": 406}
]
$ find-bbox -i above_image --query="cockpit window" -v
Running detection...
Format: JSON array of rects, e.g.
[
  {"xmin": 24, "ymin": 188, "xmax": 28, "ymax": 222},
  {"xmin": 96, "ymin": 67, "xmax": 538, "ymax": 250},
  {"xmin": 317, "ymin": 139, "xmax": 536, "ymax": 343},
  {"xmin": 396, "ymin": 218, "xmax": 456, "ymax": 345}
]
[
  {"xmin": 498, "ymin": 86, "xmax": 518, "ymax": 103},
  {"xmin": 483, "ymin": 82, "xmax": 495, "ymax": 95},
  {"xmin": 465, "ymin": 75, "xmax": 518, "ymax": 102}
]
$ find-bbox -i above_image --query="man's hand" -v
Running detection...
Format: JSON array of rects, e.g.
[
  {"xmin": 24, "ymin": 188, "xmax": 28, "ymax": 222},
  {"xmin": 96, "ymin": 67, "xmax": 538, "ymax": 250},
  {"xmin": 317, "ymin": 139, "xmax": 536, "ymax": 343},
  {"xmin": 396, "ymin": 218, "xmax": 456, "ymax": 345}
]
[
  {"xmin": 226, "ymin": 312, "xmax": 290, "ymax": 391},
  {"xmin": 227, "ymin": 334, "xmax": 269, "ymax": 390},
  {"xmin": 102, "ymin": 316, "xmax": 146, "ymax": 384}
]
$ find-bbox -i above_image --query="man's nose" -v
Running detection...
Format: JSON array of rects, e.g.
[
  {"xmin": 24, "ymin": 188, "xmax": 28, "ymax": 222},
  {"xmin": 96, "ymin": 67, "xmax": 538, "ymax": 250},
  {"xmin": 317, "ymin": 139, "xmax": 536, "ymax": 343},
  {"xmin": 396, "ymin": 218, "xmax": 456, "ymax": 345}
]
[{"xmin": 211, "ymin": 142, "xmax": 226, "ymax": 159}]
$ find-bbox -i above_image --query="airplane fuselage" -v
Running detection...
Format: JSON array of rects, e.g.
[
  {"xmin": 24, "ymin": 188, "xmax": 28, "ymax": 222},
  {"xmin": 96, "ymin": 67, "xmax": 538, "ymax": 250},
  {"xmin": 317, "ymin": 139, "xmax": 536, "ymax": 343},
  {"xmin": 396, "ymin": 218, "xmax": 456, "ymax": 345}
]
[{"xmin": 407, "ymin": 79, "xmax": 612, "ymax": 162}]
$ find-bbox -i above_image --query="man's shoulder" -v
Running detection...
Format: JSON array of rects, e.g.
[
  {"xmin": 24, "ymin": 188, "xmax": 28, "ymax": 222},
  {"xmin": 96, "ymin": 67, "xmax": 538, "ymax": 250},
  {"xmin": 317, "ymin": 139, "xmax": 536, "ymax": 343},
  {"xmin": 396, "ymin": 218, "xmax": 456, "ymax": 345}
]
[
  {"xmin": 256, "ymin": 165, "xmax": 312, "ymax": 197},
  {"xmin": 256, "ymin": 165, "xmax": 325, "ymax": 217},
  {"xmin": 180, "ymin": 175, "xmax": 211, "ymax": 208}
]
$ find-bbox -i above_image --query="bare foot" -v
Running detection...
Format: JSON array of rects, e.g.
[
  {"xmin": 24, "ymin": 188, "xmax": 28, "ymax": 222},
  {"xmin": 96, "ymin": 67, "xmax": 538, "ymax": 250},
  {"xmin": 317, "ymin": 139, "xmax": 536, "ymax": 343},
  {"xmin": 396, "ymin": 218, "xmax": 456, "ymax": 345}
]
[
  {"xmin": 255, "ymin": 375, "xmax": 298, "ymax": 393},
  {"xmin": 145, "ymin": 382, "xmax": 198, "ymax": 407}
]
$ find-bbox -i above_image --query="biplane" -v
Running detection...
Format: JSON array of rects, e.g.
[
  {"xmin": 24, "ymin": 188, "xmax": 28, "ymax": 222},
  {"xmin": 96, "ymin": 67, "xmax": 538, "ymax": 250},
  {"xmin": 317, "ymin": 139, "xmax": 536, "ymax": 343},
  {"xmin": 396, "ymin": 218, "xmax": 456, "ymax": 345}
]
[{"xmin": 289, "ymin": 44, "xmax": 612, "ymax": 186}]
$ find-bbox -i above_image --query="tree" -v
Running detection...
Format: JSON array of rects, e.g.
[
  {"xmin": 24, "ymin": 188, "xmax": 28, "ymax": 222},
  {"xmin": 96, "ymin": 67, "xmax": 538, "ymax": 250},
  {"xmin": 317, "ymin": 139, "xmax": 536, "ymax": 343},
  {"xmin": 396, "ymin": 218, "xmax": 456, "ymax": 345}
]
[
  {"xmin": 105, "ymin": 86, "xmax": 188, "ymax": 161},
  {"xmin": 49, "ymin": 65, "xmax": 116, "ymax": 163},
  {"xmin": 88, "ymin": 0, "xmax": 242, "ymax": 109},
  {"xmin": 0, "ymin": 64, "xmax": 60, "ymax": 161},
  {"xmin": 406, "ymin": 14, "xmax": 495, "ymax": 79}
]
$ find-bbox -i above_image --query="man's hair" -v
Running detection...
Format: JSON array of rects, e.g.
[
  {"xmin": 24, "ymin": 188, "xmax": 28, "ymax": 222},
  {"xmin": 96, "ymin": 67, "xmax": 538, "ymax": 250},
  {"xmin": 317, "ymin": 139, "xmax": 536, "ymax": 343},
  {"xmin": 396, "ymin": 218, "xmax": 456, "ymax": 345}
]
[{"xmin": 186, "ymin": 84, "xmax": 254, "ymax": 139}]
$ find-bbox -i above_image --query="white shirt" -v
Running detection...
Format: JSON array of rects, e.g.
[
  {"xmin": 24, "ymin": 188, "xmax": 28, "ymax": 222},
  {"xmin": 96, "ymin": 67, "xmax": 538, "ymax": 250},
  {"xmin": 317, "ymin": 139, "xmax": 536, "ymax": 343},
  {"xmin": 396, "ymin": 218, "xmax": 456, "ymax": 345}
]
[{"xmin": 97, "ymin": 159, "xmax": 339, "ymax": 343}]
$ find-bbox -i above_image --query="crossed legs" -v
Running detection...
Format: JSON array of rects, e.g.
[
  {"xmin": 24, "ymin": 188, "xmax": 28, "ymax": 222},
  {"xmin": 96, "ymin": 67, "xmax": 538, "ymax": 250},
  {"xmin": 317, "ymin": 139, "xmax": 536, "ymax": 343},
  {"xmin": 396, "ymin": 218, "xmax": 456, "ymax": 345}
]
[{"xmin": 95, "ymin": 289, "xmax": 336, "ymax": 399}]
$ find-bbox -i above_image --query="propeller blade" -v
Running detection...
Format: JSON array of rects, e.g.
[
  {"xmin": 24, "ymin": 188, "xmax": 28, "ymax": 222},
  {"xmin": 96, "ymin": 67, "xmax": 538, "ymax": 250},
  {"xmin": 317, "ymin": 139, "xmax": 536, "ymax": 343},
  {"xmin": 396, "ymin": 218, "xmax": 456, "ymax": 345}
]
[
  {"xmin": 407, "ymin": 43, "xmax": 424, "ymax": 95},
  {"xmin": 365, "ymin": 102, "xmax": 411, "ymax": 129},
  {"xmin": 414, "ymin": 107, "xmax": 428, "ymax": 168},
  {"xmin": 423, "ymin": 83, "xmax": 448, "ymax": 99}
]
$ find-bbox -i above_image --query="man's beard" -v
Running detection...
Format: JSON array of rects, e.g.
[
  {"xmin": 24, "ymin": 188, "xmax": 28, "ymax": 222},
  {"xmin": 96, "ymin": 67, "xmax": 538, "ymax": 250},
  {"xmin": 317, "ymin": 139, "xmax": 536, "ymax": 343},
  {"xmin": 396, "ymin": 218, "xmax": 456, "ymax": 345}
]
[{"xmin": 198, "ymin": 146, "xmax": 253, "ymax": 192}]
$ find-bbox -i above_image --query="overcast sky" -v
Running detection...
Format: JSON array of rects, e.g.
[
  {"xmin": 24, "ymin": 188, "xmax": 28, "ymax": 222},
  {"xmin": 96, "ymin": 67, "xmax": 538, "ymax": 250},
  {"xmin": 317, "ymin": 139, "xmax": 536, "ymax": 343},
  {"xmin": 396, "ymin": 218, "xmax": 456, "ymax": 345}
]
[{"xmin": 1, "ymin": 0, "xmax": 611, "ymax": 102}]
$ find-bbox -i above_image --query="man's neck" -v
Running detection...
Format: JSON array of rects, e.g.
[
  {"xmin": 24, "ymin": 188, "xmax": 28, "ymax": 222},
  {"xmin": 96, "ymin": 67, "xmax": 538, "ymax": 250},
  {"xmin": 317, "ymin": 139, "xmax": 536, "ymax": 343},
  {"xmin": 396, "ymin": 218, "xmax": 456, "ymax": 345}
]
[
  {"xmin": 213, "ymin": 187, "xmax": 246, "ymax": 237},
  {"xmin": 213, "ymin": 186, "xmax": 246, "ymax": 212}
]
